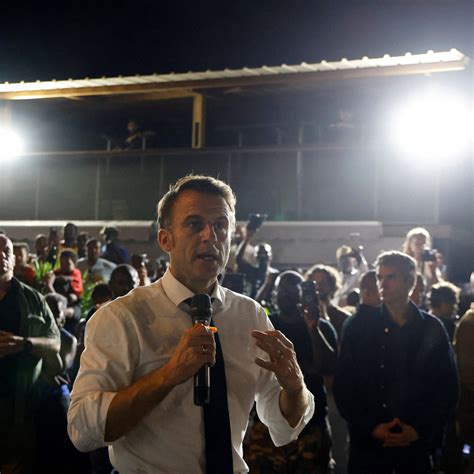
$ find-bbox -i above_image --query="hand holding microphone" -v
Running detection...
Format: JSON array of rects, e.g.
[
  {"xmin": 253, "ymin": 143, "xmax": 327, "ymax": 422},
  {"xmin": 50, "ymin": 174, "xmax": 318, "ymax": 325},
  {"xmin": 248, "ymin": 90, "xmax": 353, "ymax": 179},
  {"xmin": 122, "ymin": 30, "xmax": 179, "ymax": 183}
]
[
  {"xmin": 161, "ymin": 295, "xmax": 215, "ymax": 399},
  {"xmin": 190, "ymin": 294, "xmax": 214, "ymax": 406}
]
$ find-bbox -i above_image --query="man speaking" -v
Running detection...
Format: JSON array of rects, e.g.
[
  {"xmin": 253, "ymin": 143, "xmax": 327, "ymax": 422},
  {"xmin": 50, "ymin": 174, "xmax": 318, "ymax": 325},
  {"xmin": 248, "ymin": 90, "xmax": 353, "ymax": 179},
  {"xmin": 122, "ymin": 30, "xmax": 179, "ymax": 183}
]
[{"xmin": 68, "ymin": 175, "xmax": 314, "ymax": 473}]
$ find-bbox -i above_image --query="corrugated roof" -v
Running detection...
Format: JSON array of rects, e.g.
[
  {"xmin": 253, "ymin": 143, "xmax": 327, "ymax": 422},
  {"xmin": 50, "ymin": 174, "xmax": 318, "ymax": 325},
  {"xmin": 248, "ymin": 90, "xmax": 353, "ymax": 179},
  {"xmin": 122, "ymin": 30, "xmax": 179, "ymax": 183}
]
[{"xmin": 0, "ymin": 49, "xmax": 468, "ymax": 100}]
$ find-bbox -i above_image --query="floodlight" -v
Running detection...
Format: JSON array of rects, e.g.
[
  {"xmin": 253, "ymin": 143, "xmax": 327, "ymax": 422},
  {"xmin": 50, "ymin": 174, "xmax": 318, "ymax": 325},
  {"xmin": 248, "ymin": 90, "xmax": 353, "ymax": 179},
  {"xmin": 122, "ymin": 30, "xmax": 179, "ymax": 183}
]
[
  {"xmin": 391, "ymin": 93, "xmax": 471, "ymax": 163},
  {"xmin": 0, "ymin": 128, "xmax": 24, "ymax": 161}
]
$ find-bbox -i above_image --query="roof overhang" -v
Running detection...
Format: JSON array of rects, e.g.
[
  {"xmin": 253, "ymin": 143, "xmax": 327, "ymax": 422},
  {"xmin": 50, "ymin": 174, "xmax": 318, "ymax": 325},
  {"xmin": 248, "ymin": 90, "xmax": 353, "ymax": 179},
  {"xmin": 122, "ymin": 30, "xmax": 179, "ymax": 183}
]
[{"xmin": 0, "ymin": 49, "xmax": 468, "ymax": 101}]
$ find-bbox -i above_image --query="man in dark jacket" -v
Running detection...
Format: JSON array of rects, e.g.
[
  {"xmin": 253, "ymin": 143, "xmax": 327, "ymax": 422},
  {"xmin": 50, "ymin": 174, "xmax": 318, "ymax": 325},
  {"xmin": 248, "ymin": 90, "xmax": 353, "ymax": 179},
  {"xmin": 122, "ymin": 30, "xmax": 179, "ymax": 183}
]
[{"xmin": 334, "ymin": 251, "xmax": 458, "ymax": 474}]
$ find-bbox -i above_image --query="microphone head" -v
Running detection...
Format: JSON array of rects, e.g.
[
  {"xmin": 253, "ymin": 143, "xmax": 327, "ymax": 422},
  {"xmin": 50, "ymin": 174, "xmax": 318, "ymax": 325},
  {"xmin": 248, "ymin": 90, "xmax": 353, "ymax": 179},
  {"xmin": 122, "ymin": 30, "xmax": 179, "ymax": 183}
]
[{"xmin": 190, "ymin": 294, "xmax": 213, "ymax": 324}]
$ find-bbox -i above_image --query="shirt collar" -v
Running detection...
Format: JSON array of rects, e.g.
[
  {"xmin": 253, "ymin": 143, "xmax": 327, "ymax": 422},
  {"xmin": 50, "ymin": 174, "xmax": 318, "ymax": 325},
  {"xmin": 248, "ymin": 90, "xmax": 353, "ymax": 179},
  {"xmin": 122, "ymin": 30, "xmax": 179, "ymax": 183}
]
[
  {"xmin": 381, "ymin": 300, "xmax": 425, "ymax": 328},
  {"xmin": 161, "ymin": 269, "xmax": 225, "ymax": 311}
]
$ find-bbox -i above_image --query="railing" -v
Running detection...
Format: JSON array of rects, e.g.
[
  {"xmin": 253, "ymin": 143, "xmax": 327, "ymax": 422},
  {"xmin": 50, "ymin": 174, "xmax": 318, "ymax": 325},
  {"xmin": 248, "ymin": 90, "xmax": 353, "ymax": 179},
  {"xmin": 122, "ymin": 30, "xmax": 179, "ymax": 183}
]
[{"xmin": 0, "ymin": 144, "xmax": 454, "ymax": 224}]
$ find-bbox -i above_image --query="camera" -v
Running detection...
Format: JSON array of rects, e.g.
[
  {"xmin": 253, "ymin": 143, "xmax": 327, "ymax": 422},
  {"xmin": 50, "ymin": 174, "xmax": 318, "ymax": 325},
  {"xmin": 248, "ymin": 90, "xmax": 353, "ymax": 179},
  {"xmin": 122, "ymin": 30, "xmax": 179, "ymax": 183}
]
[
  {"xmin": 421, "ymin": 248, "xmax": 437, "ymax": 262},
  {"xmin": 300, "ymin": 280, "xmax": 319, "ymax": 309},
  {"xmin": 247, "ymin": 213, "xmax": 267, "ymax": 231}
]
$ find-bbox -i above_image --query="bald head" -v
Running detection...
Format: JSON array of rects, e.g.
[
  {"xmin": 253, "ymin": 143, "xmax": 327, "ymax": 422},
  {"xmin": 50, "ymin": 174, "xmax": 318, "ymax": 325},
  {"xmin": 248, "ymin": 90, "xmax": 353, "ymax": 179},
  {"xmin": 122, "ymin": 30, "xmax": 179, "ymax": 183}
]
[{"xmin": 0, "ymin": 235, "xmax": 15, "ymax": 282}]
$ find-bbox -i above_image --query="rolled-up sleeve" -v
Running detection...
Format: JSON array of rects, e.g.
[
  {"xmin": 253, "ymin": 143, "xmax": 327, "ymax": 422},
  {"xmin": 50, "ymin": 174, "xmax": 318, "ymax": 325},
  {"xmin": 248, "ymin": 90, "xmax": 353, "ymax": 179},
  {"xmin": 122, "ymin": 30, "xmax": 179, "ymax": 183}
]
[
  {"xmin": 67, "ymin": 303, "xmax": 138, "ymax": 452},
  {"xmin": 253, "ymin": 307, "xmax": 315, "ymax": 447}
]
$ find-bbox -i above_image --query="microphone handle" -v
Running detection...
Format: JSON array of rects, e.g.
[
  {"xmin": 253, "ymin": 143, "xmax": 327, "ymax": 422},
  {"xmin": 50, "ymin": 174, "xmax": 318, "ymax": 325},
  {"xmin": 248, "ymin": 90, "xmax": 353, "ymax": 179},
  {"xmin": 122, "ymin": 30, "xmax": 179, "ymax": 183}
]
[
  {"xmin": 194, "ymin": 364, "xmax": 210, "ymax": 406},
  {"xmin": 193, "ymin": 316, "xmax": 211, "ymax": 406}
]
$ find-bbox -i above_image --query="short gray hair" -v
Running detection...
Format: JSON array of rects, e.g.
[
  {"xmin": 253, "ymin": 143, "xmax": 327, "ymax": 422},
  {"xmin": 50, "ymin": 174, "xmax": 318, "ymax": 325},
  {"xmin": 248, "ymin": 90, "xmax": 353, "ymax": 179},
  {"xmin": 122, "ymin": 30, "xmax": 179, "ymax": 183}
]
[
  {"xmin": 157, "ymin": 175, "xmax": 236, "ymax": 229},
  {"xmin": 375, "ymin": 251, "xmax": 417, "ymax": 287}
]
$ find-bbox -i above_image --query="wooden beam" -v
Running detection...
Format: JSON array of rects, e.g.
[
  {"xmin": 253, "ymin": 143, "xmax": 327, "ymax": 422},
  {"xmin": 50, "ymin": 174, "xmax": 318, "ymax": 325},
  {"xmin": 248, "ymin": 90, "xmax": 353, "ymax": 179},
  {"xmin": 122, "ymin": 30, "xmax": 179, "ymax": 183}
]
[{"xmin": 192, "ymin": 93, "xmax": 206, "ymax": 149}]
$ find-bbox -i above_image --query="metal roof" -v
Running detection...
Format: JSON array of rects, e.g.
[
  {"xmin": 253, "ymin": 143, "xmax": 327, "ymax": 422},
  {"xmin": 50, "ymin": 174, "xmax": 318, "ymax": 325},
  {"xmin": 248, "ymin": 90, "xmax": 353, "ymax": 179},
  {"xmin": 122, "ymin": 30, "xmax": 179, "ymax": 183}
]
[{"xmin": 0, "ymin": 49, "xmax": 468, "ymax": 100}]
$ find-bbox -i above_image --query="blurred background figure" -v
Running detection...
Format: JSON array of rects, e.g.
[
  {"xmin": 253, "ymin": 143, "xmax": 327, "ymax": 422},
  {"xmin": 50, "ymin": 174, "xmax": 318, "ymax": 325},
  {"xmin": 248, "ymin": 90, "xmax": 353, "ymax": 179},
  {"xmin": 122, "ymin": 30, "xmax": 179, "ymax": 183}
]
[
  {"xmin": 33, "ymin": 234, "xmax": 53, "ymax": 291},
  {"xmin": 131, "ymin": 253, "xmax": 151, "ymax": 286},
  {"xmin": 429, "ymin": 282, "xmax": 461, "ymax": 343},
  {"xmin": 108, "ymin": 264, "xmax": 139, "ymax": 299},
  {"xmin": 402, "ymin": 227, "xmax": 443, "ymax": 288},
  {"xmin": 13, "ymin": 242, "xmax": 36, "ymax": 287},
  {"xmin": 454, "ymin": 299, "xmax": 474, "ymax": 474},
  {"xmin": 76, "ymin": 231, "xmax": 90, "ymax": 260},
  {"xmin": 77, "ymin": 238, "xmax": 116, "ymax": 284},
  {"xmin": 100, "ymin": 226, "xmax": 130, "ymax": 265},
  {"xmin": 227, "ymin": 224, "xmax": 255, "ymax": 273},
  {"xmin": 359, "ymin": 270, "xmax": 381, "ymax": 308},
  {"xmin": 410, "ymin": 272, "xmax": 426, "ymax": 309},
  {"xmin": 335, "ymin": 244, "xmax": 368, "ymax": 307}
]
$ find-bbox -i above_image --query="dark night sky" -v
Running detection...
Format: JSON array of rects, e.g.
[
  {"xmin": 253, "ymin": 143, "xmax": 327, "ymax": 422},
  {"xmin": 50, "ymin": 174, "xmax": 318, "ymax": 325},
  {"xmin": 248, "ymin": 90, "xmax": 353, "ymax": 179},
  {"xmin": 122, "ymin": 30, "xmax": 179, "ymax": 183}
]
[{"xmin": 0, "ymin": 1, "xmax": 472, "ymax": 82}]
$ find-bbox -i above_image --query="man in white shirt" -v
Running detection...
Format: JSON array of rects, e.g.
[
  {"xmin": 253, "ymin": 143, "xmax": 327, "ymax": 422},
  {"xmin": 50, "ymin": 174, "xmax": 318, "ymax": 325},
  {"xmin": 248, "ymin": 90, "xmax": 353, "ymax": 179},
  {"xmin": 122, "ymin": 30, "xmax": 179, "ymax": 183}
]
[
  {"xmin": 77, "ymin": 238, "xmax": 116, "ymax": 283},
  {"xmin": 68, "ymin": 175, "xmax": 314, "ymax": 473}
]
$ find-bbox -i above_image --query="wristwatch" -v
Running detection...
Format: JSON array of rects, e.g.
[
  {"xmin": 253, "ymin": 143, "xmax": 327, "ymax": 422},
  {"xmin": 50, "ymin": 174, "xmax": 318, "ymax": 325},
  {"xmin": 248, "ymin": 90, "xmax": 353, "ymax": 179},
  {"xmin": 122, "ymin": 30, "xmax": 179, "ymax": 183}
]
[{"xmin": 23, "ymin": 337, "xmax": 33, "ymax": 354}]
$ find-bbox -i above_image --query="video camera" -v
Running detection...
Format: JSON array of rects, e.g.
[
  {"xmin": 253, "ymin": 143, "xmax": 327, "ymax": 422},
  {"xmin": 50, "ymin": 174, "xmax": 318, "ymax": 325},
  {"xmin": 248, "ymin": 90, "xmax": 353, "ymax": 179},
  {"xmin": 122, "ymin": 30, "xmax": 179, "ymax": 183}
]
[{"xmin": 246, "ymin": 213, "xmax": 267, "ymax": 231}]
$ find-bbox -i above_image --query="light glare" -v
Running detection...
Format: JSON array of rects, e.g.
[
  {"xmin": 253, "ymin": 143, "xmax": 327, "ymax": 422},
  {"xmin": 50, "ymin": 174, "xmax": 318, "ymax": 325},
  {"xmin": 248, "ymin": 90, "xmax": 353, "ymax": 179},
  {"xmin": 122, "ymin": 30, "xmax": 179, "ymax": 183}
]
[
  {"xmin": 391, "ymin": 94, "xmax": 471, "ymax": 163},
  {"xmin": 0, "ymin": 128, "xmax": 24, "ymax": 161}
]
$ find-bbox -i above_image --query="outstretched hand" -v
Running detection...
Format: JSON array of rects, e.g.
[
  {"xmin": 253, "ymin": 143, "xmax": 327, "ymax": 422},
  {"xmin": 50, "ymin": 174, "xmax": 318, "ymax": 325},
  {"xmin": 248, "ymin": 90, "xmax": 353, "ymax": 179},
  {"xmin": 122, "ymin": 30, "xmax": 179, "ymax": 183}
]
[{"xmin": 251, "ymin": 330, "xmax": 304, "ymax": 393}]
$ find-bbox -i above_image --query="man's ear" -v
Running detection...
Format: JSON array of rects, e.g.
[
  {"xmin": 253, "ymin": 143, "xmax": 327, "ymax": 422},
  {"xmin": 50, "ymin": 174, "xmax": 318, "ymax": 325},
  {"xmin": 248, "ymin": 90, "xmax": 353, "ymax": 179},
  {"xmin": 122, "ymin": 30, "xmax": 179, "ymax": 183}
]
[{"xmin": 158, "ymin": 228, "xmax": 173, "ymax": 253}]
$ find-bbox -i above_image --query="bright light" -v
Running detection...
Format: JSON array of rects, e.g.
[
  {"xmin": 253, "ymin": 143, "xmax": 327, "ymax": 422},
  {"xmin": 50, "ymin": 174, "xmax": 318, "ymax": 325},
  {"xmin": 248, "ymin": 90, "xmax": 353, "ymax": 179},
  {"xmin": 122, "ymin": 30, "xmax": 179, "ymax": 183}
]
[
  {"xmin": 391, "ymin": 93, "xmax": 472, "ymax": 163},
  {"xmin": 0, "ymin": 128, "xmax": 24, "ymax": 161}
]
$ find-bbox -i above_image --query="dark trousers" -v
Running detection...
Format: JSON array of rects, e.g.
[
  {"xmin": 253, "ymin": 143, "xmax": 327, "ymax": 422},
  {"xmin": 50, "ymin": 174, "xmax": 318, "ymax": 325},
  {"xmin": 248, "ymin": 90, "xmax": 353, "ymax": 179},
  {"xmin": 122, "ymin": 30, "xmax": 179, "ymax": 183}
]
[{"xmin": 348, "ymin": 444, "xmax": 432, "ymax": 474}]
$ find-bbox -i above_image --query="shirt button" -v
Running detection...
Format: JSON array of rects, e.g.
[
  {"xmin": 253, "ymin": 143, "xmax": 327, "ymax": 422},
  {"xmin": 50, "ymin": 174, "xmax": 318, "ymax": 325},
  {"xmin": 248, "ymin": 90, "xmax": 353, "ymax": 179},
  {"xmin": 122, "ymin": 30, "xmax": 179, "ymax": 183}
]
[
  {"xmin": 381, "ymin": 345, "xmax": 385, "ymax": 350},
  {"xmin": 384, "ymin": 328, "xmax": 389, "ymax": 333},
  {"xmin": 381, "ymin": 384, "xmax": 385, "ymax": 389},
  {"xmin": 380, "ymin": 364, "xmax": 385, "ymax": 369},
  {"xmin": 382, "ymin": 403, "xmax": 387, "ymax": 408}
]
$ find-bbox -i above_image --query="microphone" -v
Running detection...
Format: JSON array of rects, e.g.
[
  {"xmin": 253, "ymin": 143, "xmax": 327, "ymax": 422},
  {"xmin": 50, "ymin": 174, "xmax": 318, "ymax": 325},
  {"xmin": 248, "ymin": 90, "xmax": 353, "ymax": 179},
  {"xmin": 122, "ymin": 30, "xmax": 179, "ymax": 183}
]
[{"xmin": 190, "ymin": 294, "xmax": 213, "ymax": 406}]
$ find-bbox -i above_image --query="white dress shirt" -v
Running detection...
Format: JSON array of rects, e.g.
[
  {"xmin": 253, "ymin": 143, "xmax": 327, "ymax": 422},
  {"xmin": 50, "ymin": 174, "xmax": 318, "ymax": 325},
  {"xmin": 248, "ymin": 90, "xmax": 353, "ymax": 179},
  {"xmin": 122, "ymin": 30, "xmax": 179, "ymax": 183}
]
[{"xmin": 68, "ymin": 270, "xmax": 314, "ymax": 473}]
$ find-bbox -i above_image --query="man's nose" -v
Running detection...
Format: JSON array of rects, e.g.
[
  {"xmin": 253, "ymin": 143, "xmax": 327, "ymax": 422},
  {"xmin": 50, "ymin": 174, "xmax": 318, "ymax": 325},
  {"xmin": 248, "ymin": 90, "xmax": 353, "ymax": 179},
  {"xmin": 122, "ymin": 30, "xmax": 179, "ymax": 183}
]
[{"xmin": 201, "ymin": 223, "xmax": 217, "ymax": 241}]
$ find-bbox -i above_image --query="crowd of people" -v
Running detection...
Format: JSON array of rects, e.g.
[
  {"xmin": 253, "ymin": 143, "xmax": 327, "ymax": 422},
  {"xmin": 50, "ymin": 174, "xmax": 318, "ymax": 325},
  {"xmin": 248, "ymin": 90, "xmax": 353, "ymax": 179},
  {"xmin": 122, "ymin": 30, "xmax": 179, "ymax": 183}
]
[{"xmin": 0, "ymin": 178, "xmax": 473, "ymax": 474}]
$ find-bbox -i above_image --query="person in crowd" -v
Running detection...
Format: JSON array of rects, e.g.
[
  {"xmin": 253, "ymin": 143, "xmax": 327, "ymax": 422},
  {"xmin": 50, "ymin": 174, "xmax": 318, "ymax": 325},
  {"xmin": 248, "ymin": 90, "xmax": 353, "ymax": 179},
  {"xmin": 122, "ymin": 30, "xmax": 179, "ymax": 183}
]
[
  {"xmin": 123, "ymin": 118, "xmax": 144, "ymax": 150},
  {"xmin": 429, "ymin": 282, "xmax": 461, "ymax": 343},
  {"xmin": 236, "ymin": 235, "xmax": 279, "ymax": 303},
  {"xmin": 44, "ymin": 250, "xmax": 83, "ymax": 334},
  {"xmin": 62, "ymin": 222, "xmax": 79, "ymax": 252},
  {"xmin": 154, "ymin": 257, "xmax": 169, "ymax": 281},
  {"xmin": 34, "ymin": 293, "xmax": 77, "ymax": 473},
  {"xmin": 435, "ymin": 251, "xmax": 448, "ymax": 280},
  {"xmin": 46, "ymin": 226, "xmax": 61, "ymax": 268},
  {"xmin": 335, "ymin": 245, "xmax": 369, "ymax": 306},
  {"xmin": 32, "ymin": 234, "xmax": 53, "ymax": 289},
  {"xmin": 429, "ymin": 282, "xmax": 464, "ymax": 474},
  {"xmin": 455, "ymin": 302, "xmax": 474, "ymax": 473},
  {"xmin": 13, "ymin": 242, "xmax": 36, "ymax": 287},
  {"xmin": 68, "ymin": 175, "xmax": 314, "ymax": 473},
  {"xmin": 409, "ymin": 272, "xmax": 426, "ymax": 309},
  {"xmin": 305, "ymin": 264, "xmax": 351, "ymax": 340},
  {"xmin": 359, "ymin": 270, "xmax": 381, "ymax": 308},
  {"xmin": 402, "ymin": 227, "xmax": 443, "ymax": 288},
  {"xmin": 76, "ymin": 231, "xmax": 91, "ymax": 260},
  {"xmin": 108, "ymin": 264, "xmax": 139, "ymax": 299},
  {"xmin": 334, "ymin": 251, "xmax": 458, "ymax": 474},
  {"xmin": 246, "ymin": 270, "xmax": 338, "ymax": 473},
  {"xmin": 226, "ymin": 224, "xmax": 255, "ymax": 273},
  {"xmin": 305, "ymin": 263, "xmax": 351, "ymax": 473},
  {"xmin": 0, "ymin": 234, "xmax": 61, "ymax": 473},
  {"xmin": 77, "ymin": 238, "xmax": 116, "ymax": 284},
  {"xmin": 100, "ymin": 226, "xmax": 130, "ymax": 265},
  {"xmin": 53, "ymin": 250, "xmax": 84, "ymax": 302},
  {"xmin": 131, "ymin": 253, "xmax": 151, "ymax": 286},
  {"xmin": 72, "ymin": 284, "xmax": 114, "ymax": 387}
]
